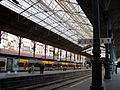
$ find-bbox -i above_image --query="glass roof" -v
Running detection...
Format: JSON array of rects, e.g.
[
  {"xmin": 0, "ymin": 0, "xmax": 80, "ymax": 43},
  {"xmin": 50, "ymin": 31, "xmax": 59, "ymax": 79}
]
[{"xmin": 0, "ymin": 0, "xmax": 93, "ymax": 47}]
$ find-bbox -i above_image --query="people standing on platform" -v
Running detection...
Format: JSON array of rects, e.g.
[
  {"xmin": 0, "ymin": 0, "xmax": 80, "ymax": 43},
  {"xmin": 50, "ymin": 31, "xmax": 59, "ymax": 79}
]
[
  {"xmin": 39, "ymin": 63, "xmax": 45, "ymax": 74},
  {"xmin": 73, "ymin": 66, "xmax": 75, "ymax": 70},
  {"xmin": 52, "ymin": 64, "xmax": 55, "ymax": 71},
  {"xmin": 28, "ymin": 67, "xmax": 31, "ymax": 73},
  {"xmin": 60, "ymin": 65, "xmax": 63, "ymax": 71},
  {"xmin": 28, "ymin": 64, "xmax": 35, "ymax": 73},
  {"xmin": 31, "ymin": 64, "xmax": 35, "ymax": 73}
]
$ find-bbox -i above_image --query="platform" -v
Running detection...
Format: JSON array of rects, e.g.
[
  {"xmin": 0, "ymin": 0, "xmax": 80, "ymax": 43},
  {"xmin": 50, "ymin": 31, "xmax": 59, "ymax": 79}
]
[
  {"xmin": 40, "ymin": 68, "xmax": 120, "ymax": 90},
  {"xmin": 0, "ymin": 69, "xmax": 91, "ymax": 90},
  {"xmin": 0, "ymin": 69, "xmax": 88, "ymax": 79}
]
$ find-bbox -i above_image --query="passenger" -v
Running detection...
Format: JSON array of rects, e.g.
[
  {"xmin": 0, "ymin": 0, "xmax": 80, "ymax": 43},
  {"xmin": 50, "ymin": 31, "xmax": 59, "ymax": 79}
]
[
  {"xmin": 60, "ymin": 65, "xmax": 63, "ymax": 71},
  {"xmin": 86, "ymin": 64, "xmax": 89, "ymax": 69},
  {"xmin": 52, "ymin": 64, "xmax": 55, "ymax": 71},
  {"xmin": 28, "ymin": 64, "xmax": 35, "ymax": 73},
  {"xmin": 28, "ymin": 67, "xmax": 31, "ymax": 73},
  {"xmin": 73, "ymin": 66, "xmax": 75, "ymax": 70},
  {"xmin": 39, "ymin": 63, "xmax": 45, "ymax": 74},
  {"xmin": 31, "ymin": 64, "xmax": 35, "ymax": 73}
]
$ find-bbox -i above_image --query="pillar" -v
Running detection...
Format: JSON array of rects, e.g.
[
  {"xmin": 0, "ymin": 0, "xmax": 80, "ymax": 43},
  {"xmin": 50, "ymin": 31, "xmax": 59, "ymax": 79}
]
[
  {"xmin": 44, "ymin": 44, "xmax": 47, "ymax": 59},
  {"xmin": 70, "ymin": 52, "xmax": 72, "ymax": 61},
  {"xmin": 66, "ymin": 51, "xmax": 67, "ymax": 61},
  {"xmin": 104, "ymin": 11, "xmax": 111, "ymax": 79},
  {"xmin": 53, "ymin": 47, "xmax": 55, "ymax": 60},
  {"xmin": 60, "ymin": 49, "xmax": 62, "ymax": 60},
  {"xmin": 33, "ymin": 41, "xmax": 36, "ymax": 57},
  {"xmin": 90, "ymin": 0, "xmax": 104, "ymax": 89},
  {"xmin": 0, "ymin": 30, "xmax": 1, "ymax": 43},
  {"xmin": 18, "ymin": 37, "xmax": 21, "ymax": 58}
]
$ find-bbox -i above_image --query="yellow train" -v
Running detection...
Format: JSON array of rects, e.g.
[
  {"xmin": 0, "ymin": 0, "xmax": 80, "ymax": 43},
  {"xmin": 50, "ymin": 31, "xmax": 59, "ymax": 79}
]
[{"xmin": 0, "ymin": 55, "xmax": 82, "ymax": 72}]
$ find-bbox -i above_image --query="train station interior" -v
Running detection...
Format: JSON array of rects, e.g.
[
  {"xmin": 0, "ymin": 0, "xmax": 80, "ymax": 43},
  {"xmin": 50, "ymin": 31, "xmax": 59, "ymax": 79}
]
[{"xmin": 0, "ymin": 0, "xmax": 120, "ymax": 90}]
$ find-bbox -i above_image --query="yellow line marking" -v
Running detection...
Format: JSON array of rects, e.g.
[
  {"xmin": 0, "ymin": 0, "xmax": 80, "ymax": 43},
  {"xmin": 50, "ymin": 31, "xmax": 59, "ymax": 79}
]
[{"xmin": 70, "ymin": 77, "xmax": 91, "ymax": 88}]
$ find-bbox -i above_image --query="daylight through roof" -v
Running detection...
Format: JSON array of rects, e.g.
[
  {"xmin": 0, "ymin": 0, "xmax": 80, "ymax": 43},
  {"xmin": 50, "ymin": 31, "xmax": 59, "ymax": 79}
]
[{"xmin": 0, "ymin": 0, "xmax": 93, "ymax": 47}]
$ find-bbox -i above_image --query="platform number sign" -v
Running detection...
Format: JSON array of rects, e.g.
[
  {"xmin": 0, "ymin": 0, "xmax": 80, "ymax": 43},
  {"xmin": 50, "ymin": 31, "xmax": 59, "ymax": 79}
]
[{"xmin": 78, "ymin": 38, "xmax": 111, "ymax": 44}]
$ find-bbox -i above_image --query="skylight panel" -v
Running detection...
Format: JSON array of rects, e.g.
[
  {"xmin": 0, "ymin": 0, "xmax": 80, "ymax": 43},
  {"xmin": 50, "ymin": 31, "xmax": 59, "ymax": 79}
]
[{"xmin": 0, "ymin": 0, "xmax": 93, "ymax": 48}]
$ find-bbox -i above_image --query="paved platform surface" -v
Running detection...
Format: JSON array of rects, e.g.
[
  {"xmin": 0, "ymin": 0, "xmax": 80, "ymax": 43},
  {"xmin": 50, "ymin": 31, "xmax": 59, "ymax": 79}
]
[
  {"xmin": 0, "ymin": 69, "xmax": 89, "ymax": 79},
  {"xmin": 104, "ymin": 68, "xmax": 120, "ymax": 90},
  {"xmin": 35, "ymin": 68, "xmax": 120, "ymax": 90}
]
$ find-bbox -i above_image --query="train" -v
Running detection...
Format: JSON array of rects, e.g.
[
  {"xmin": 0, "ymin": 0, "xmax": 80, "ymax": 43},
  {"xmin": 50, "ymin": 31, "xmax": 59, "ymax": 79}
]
[{"xmin": 0, "ymin": 54, "xmax": 83, "ymax": 72}]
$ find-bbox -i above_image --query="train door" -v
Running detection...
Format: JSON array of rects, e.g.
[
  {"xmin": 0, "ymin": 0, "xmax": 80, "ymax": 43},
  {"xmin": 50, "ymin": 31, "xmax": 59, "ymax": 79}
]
[{"xmin": 0, "ymin": 57, "xmax": 6, "ymax": 72}]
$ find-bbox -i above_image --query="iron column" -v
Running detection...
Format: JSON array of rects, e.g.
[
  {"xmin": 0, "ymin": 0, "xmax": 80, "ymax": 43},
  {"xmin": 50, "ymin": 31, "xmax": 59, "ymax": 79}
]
[
  {"xmin": 33, "ymin": 41, "xmax": 36, "ymax": 58},
  {"xmin": 18, "ymin": 37, "xmax": 21, "ymax": 58},
  {"xmin": 90, "ymin": 0, "xmax": 103, "ymax": 90},
  {"xmin": 104, "ymin": 11, "xmax": 112, "ymax": 79},
  {"xmin": 44, "ymin": 44, "xmax": 47, "ymax": 59}
]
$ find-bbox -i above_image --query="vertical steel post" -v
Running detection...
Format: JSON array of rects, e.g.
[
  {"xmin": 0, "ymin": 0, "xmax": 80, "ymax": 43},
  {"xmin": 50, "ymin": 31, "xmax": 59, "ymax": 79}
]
[
  {"xmin": 33, "ymin": 41, "xmax": 36, "ymax": 58},
  {"xmin": 60, "ymin": 49, "xmax": 62, "ymax": 60},
  {"xmin": 79, "ymin": 55, "xmax": 81, "ymax": 62},
  {"xmin": 0, "ymin": 30, "xmax": 1, "ymax": 44},
  {"xmin": 90, "ymin": 0, "xmax": 104, "ymax": 90},
  {"xmin": 53, "ymin": 47, "xmax": 55, "ymax": 60},
  {"xmin": 18, "ymin": 37, "xmax": 21, "ymax": 58},
  {"xmin": 74, "ymin": 54, "xmax": 75, "ymax": 61},
  {"xmin": 104, "ymin": 11, "xmax": 111, "ymax": 79},
  {"xmin": 44, "ymin": 44, "xmax": 47, "ymax": 59},
  {"xmin": 77, "ymin": 54, "xmax": 78, "ymax": 62},
  {"xmin": 66, "ymin": 51, "xmax": 67, "ymax": 61},
  {"xmin": 70, "ymin": 52, "xmax": 72, "ymax": 61}
]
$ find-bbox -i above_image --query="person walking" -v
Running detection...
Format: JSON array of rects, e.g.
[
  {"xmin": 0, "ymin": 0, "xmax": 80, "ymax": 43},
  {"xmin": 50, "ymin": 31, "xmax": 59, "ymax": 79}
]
[{"xmin": 40, "ymin": 63, "xmax": 45, "ymax": 74}]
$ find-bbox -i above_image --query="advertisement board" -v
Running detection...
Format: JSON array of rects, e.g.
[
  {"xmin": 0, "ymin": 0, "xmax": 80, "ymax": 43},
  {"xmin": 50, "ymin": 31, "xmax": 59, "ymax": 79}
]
[{"xmin": 13, "ymin": 58, "xmax": 19, "ymax": 71}]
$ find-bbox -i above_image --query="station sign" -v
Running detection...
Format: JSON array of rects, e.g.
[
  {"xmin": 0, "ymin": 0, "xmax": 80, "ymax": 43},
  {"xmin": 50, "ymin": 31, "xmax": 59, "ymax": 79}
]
[{"xmin": 78, "ymin": 38, "xmax": 111, "ymax": 44}]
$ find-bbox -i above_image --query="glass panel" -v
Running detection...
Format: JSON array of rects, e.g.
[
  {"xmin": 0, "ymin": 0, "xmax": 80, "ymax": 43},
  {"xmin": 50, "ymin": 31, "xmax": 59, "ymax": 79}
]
[{"xmin": 0, "ymin": 0, "xmax": 93, "ymax": 48}]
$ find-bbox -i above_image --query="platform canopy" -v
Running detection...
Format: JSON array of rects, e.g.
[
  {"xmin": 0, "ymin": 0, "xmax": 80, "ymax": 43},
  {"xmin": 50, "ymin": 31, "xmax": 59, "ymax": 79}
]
[
  {"xmin": 76, "ymin": 0, "xmax": 120, "ymax": 58},
  {"xmin": 0, "ymin": 0, "xmax": 93, "ymax": 57}
]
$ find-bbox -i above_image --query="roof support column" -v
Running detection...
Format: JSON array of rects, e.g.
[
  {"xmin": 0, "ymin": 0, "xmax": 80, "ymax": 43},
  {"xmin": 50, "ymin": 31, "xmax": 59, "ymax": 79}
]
[
  {"xmin": 77, "ymin": 54, "xmax": 79, "ymax": 62},
  {"xmin": 18, "ymin": 37, "xmax": 22, "ymax": 58},
  {"xmin": 70, "ymin": 52, "xmax": 72, "ymax": 61},
  {"xmin": 60, "ymin": 50, "xmax": 62, "ymax": 61},
  {"xmin": 80, "ymin": 53, "xmax": 81, "ymax": 62},
  {"xmin": 66, "ymin": 51, "xmax": 67, "ymax": 61},
  {"xmin": 104, "ymin": 11, "xmax": 112, "ymax": 79},
  {"xmin": 90, "ymin": 0, "xmax": 103, "ymax": 90},
  {"xmin": 109, "ymin": 43, "xmax": 116, "ymax": 74},
  {"xmin": 44, "ymin": 44, "xmax": 47, "ymax": 59},
  {"xmin": 0, "ymin": 30, "xmax": 1, "ymax": 43},
  {"xmin": 74, "ymin": 54, "xmax": 75, "ymax": 61},
  {"xmin": 33, "ymin": 41, "xmax": 36, "ymax": 58},
  {"xmin": 53, "ymin": 47, "xmax": 55, "ymax": 60}
]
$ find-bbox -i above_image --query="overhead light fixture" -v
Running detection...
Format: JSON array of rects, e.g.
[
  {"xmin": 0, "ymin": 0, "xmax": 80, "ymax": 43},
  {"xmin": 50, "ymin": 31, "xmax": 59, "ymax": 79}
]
[{"xmin": 12, "ymin": 0, "xmax": 19, "ymax": 4}]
